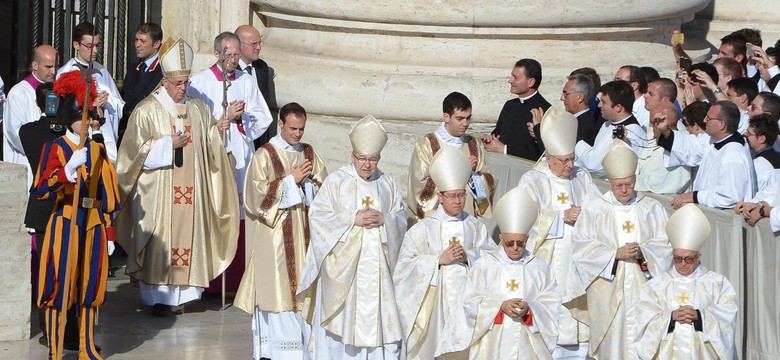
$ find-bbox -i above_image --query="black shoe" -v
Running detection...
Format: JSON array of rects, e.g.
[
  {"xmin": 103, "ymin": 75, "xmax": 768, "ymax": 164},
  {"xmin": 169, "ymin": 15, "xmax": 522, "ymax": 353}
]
[
  {"xmin": 38, "ymin": 334, "xmax": 47, "ymax": 347},
  {"xmin": 152, "ymin": 303, "xmax": 171, "ymax": 317},
  {"xmin": 63, "ymin": 341, "xmax": 101, "ymax": 353}
]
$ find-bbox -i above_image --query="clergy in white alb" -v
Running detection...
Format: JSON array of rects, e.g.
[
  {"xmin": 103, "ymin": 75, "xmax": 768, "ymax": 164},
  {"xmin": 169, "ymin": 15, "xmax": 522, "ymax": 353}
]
[
  {"xmin": 3, "ymin": 45, "xmax": 57, "ymax": 187},
  {"xmin": 519, "ymin": 107, "xmax": 600, "ymax": 359},
  {"xmin": 572, "ymin": 139, "xmax": 673, "ymax": 359},
  {"xmin": 634, "ymin": 204, "xmax": 738, "ymax": 359},
  {"xmin": 115, "ymin": 38, "xmax": 240, "ymax": 314},
  {"xmin": 394, "ymin": 146, "xmax": 496, "ymax": 360},
  {"xmin": 407, "ymin": 91, "xmax": 495, "ymax": 224},
  {"xmin": 58, "ymin": 22, "xmax": 125, "ymax": 162},
  {"xmin": 440, "ymin": 187, "xmax": 560, "ymax": 359},
  {"xmin": 234, "ymin": 102, "xmax": 327, "ymax": 360},
  {"xmin": 187, "ymin": 31, "xmax": 273, "ymax": 220},
  {"xmin": 296, "ymin": 115, "xmax": 407, "ymax": 359},
  {"xmin": 655, "ymin": 100, "xmax": 756, "ymax": 209}
]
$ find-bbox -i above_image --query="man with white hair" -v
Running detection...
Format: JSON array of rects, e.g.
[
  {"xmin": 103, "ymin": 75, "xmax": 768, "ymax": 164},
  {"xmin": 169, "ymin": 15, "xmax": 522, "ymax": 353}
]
[
  {"xmin": 635, "ymin": 204, "xmax": 738, "ymax": 359},
  {"xmin": 394, "ymin": 146, "xmax": 495, "ymax": 359},
  {"xmin": 439, "ymin": 187, "xmax": 561, "ymax": 359},
  {"xmin": 297, "ymin": 115, "xmax": 407, "ymax": 358},
  {"xmin": 572, "ymin": 140, "xmax": 673, "ymax": 359},
  {"xmin": 519, "ymin": 107, "xmax": 600, "ymax": 359}
]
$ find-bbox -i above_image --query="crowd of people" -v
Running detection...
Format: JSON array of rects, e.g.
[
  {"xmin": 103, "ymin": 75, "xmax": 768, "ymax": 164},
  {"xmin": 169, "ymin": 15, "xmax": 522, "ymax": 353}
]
[{"xmin": 0, "ymin": 19, "xmax": 773, "ymax": 360}]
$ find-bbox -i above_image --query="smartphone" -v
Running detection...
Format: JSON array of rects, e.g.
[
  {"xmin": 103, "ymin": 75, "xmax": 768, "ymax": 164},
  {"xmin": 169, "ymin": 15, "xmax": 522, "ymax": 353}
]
[
  {"xmin": 679, "ymin": 57, "xmax": 692, "ymax": 70},
  {"xmin": 746, "ymin": 43, "xmax": 756, "ymax": 59},
  {"xmin": 44, "ymin": 91, "xmax": 58, "ymax": 117},
  {"xmin": 672, "ymin": 33, "xmax": 685, "ymax": 45}
]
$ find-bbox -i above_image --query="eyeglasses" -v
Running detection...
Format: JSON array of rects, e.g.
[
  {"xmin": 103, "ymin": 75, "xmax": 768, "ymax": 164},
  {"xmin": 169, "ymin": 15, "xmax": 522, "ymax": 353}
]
[
  {"xmin": 440, "ymin": 192, "xmax": 466, "ymax": 200},
  {"xmin": 610, "ymin": 181, "xmax": 635, "ymax": 190},
  {"xmin": 353, "ymin": 155, "xmax": 379, "ymax": 165},
  {"xmin": 166, "ymin": 80, "xmax": 190, "ymax": 88},
  {"xmin": 548, "ymin": 154, "xmax": 577, "ymax": 165},
  {"xmin": 79, "ymin": 42, "xmax": 101, "ymax": 50},
  {"xmin": 561, "ymin": 90, "xmax": 582, "ymax": 97},
  {"xmin": 744, "ymin": 130, "xmax": 756, "ymax": 138},
  {"xmin": 241, "ymin": 41, "xmax": 262, "ymax": 48},
  {"xmin": 673, "ymin": 256, "xmax": 698, "ymax": 264},
  {"xmin": 705, "ymin": 115, "xmax": 726, "ymax": 122},
  {"xmin": 503, "ymin": 240, "xmax": 526, "ymax": 248}
]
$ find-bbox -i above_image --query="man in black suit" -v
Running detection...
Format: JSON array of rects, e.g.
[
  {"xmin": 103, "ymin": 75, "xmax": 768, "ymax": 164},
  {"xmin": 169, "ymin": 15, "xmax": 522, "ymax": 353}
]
[
  {"xmin": 118, "ymin": 22, "xmax": 163, "ymax": 145},
  {"xmin": 483, "ymin": 58, "xmax": 551, "ymax": 161},
  {"xmin": 235, "ymin": 24, "xmax": 279, "ymax": 149},
  {"xmin": 531, "ymin": 73, "xmax": 602, "ymax": 151}
]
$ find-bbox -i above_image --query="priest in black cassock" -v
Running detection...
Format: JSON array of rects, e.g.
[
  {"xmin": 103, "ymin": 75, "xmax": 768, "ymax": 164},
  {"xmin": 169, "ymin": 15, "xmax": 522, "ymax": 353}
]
[{"xmin": 483, "ymin": 58, "xmax": 551, "ymax": 161}]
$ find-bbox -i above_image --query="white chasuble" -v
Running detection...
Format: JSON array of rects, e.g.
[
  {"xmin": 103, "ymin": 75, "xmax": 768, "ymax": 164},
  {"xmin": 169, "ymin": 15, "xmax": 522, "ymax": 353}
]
[
  {"xmin": 634, "ymin": 267, "xmax": 738, "ymax": 360},
  {"xmin": 439, "ymin": 248, "xmax": 560, "ymax": 360},
  {"xmin": 297, "ymin": 164, "xmax": 406, "ymax": 358},
  {"xmin": 572, "ymin": 192, "xmax": 672, "ymax": 360},
  {"xmin": 394, "ymin": 208, "xmax": 494, "ymax": 359}
]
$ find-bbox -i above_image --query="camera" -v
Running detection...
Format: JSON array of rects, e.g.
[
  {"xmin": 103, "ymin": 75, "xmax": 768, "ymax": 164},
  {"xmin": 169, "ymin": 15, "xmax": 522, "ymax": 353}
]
[{"xmin": 612, "ymin": 124, "xmax": 625, "ymax": 140}]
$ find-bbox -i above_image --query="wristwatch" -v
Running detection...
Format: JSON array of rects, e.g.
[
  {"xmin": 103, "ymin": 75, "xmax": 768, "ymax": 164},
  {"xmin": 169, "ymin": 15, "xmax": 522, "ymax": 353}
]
[
  {"xmin": 713, "ymin": 87, "xmax": 723, "ymax": 94},
  {"xmin": 759, "ymin": 201, "xmax": 767, "ymax": 218}
]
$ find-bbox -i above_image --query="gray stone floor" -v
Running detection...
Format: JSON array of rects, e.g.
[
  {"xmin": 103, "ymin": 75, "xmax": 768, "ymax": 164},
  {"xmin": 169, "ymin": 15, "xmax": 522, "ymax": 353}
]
[{"xmin": 0, "ymin": 276, "xmax": 253, "ymax": 359}]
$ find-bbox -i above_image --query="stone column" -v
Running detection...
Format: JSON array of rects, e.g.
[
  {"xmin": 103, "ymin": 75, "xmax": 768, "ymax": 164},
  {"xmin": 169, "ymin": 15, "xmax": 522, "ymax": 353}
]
[{"xmin": 0, "ymin": 162, "xmax": 30, "ymax": 341}]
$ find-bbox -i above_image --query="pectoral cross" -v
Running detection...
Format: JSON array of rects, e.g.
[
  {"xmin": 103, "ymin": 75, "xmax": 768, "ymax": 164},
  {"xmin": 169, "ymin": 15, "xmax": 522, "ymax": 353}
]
[
  {"xmin": 622, "ymin": 220, "xmax": 635, "ymax": 233},
  {"xmin": 506, "ymin": 279, "xmax": 519, "ymax": 292},
  {"xmin": 449, "ymin": 236, "xmax": 460, "ymax": 246},
  {"xmin": 361, "ymin": 196, "xmax": 374, "ymax": 208},
  {"xmin": 677, "ymin": 292, "xmax": 690, "ymax": 304},
  {"xmin": 557, "ymin": 192, "xmax": 569, "ymax": 204}
]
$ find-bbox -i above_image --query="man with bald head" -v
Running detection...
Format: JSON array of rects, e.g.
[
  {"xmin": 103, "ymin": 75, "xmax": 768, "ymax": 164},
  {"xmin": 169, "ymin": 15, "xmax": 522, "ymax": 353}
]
[
  {"xmin": 3, "ymin": 44, "xmax": 57, "ymax": 187},
  {"xmin": 235, "ymin": 24, "xmax": 278, "ymax": 148},
  {"xmin": 636, "ymin": 100, "xmax": 692, "ymax": 194}
]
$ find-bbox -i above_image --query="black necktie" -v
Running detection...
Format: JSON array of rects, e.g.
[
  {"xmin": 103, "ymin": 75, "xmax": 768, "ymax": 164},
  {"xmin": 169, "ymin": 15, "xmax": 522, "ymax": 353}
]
[
  {"xmin": 244, "ymin": 65, "xmax": 253, "ymax": 75},
  {"xmin": 139, "ymin": 62, "xmax": 147, "ymax": 73}
]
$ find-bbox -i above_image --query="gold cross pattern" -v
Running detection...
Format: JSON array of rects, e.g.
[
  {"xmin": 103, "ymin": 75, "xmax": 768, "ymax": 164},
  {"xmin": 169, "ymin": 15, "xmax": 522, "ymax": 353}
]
[
  {"xmin": 677, "ymin": 292, "xmax": 690, "ymax": 304},
  {"xmin": 449, "ymin": 236, "xmax": 460, "ymax": 246},
  {"xmin": 622, "ymin": 220, "xmax": 635, "ymax": 233},
  {"xmin": 361, "ymin": 195, "xmax": 374, "ymax": 208},
  {"xmin": 506, "ymin": 279, "xmax": 519, "ymax": 292},
  {"xmin": 557, "ymin": 192, "xmax": 569, "ymax": 204}
]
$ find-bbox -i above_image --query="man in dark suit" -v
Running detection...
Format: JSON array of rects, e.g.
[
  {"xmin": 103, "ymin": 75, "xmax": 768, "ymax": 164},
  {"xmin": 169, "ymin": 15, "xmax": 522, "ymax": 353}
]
[
  {"xmin": 118, "ymin": 22, "xmax": 163, "ymax": 145},
  {"xmin": 483, "ymin": 58, "xmax": 551, "ymax": 161},
  {"xmin": 532, "ymin": 73, "xmax": 602, "ymax": 151},
  {"xmin": 235, "ymin": 24, "xmax": 279, "ymax": 149}
]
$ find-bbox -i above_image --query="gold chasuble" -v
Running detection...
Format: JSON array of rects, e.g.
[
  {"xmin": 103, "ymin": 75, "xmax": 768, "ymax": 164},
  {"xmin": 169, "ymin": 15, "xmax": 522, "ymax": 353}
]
[{"xmin": 115, "ymin": 92, "xmax": 239, "ymax": 287}]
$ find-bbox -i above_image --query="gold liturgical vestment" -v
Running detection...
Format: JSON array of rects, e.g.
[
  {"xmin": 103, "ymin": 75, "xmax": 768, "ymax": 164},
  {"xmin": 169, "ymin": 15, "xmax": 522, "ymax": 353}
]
[
  {"xmin": 235, "ymin": 140, "xmax": 327, "ymax": 314},
  {"xmin": 115, "ymin": 93, "xmax": 239, "ymax": 287}
]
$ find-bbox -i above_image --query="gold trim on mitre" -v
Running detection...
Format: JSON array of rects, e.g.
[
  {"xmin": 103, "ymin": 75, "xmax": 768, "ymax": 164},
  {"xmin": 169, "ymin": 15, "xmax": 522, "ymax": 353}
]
[
  {"xmin": 350, "ymin": 115, "xmax": 388, "ymax": 155},
  {"xmin": 602, "ymin": 139, "xmax": 637, "ymax": 179},
  {"xmin": 159, "ymin": 37, "xmax": 193, "ymax": 78},
  {"xmin": 667, "ymin": 204, "xmax": 711, "ymax": 252},
  {"xmin": 430, "ymin": 146, "xmax": 472, "ymax": 192},
  {"xmin": 540, "ymin": 106, "xmax": 578, "ymax": 156},
  {"xmin": 495, "ymin": 187, "xmax": 539, "ymax": 235}
]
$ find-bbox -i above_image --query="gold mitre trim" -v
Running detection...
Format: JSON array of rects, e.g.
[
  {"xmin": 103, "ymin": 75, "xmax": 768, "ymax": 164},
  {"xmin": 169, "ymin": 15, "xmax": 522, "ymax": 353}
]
[{"xmin": 159, "ymin": 37, "xmax": 193, "ymax": 78}]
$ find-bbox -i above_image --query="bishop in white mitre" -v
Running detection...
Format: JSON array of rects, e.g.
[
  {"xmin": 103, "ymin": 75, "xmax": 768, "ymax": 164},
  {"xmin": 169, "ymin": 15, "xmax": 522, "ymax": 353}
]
[
  {"xmin": 440, "ymin": 187, "xmax": 561, "ymax": 359},
  {"xmin": 296, "ymin": 115, "xmax": 407, "ymax": 359},
  {"xmin": 394, "ymin": 146, "xmax": 496, "ymax": 360},
  {"xmin": 634, "ymin": 204, "xmax": 738, "ymax": 359},
  {"xmin": 519, "ymin": 107, "xmax": 600, "ymax": 359},
  {"xmin": 572, "ymin": 139, "xmax": 673, "ymax": 359}
]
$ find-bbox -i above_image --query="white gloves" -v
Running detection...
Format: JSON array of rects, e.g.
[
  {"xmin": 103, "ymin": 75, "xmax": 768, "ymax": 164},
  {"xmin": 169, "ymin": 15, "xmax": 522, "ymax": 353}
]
[
  {"xmin": 107, "ymin": 241, "xmax": 115, "ymax": 256},
  {"xmin": 64, "ymin": 148, "xmax": 88, "ymax": 182}
]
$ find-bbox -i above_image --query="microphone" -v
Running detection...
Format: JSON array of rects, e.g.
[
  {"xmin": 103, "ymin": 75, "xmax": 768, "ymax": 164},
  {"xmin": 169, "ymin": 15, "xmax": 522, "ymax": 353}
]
[{"xmin": 175, "ymin": 148, "xmax": 183, "ymax": 167}]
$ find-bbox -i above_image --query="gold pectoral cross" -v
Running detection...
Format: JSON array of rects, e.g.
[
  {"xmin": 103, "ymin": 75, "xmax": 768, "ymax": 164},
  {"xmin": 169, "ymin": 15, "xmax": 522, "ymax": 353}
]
[
  {"xmin": 622, "ymin": 220, "xmax": 635, "ymax": 233},
  {"xmin": 557, "ymin": 192, "xmax": 569, "ymax": 204},
  {"xmin": 677, "ymin": 292, "xmax": 690, "ymax": 304},
  {"xmin": 361, "ymin": 195, "xmax": 374, "ymax": 208},
  {"xmin": 449, "ymin": 236, "xmax": 460, "ymax": 246},
  {"xmin": 506, "ymin": 279, "xmax": 519, "ymax": 292}
]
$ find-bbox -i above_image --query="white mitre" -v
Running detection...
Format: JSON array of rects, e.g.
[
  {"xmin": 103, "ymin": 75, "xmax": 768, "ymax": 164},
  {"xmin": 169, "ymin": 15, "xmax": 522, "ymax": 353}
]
[
  {"xmin": 602, "ymin": 139, "xmax": 637, "ymax": 179},
  {"xmin": 495, "ymin": 187, "xmax": 539, "ymax": 235},
  {"xmin": 667, "ymin": 204, "xmax": 711, "ymax": 252},
  {"xmin": 541, "ymin": 106, "xmax": 578, "ymax": 156},
  {"xmin": 350, "ymin": 115, "xmax": 388, "ymax": 155},
  {"xmin": 159, "ymin": 37, "xmax": 193, "ymax": 77},
  {"xmin": 430, "ymin": 146, "xmax": 472, "ymax": 192}
]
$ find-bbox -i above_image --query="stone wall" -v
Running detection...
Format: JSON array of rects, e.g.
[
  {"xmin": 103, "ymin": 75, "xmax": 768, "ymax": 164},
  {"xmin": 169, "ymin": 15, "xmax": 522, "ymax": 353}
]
[{"xmin": 0, "ymin": 162, "xmax": 30, "ymax": 341}]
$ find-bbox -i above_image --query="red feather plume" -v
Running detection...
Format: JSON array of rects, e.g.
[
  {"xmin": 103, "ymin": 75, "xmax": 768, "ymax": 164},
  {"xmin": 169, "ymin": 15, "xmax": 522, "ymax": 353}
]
[{"xmin": 53, "ymin": 70, "xmax": 98, "ymax": 107}]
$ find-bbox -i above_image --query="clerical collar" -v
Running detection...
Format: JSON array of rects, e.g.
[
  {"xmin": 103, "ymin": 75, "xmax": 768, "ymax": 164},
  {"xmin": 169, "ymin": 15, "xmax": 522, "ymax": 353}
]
[
  {"xmin": 517, "ymin": 91, "xmax": 538, "ymax": 104},
  {"xmin": 23, "ymin": 73, "xmax": 44, "ymax": 90},
  {"xmin": 712, "ymin": 133, "xmax": 744, "ymax": 150},
  {"xmin": 436, "ymin": 204, "xmax": 467, "ymax": 222},
  {"xmin": 209, "ymin": 64, "xmax": 237, "ymax": 81},
  {"xmin": 270, "ymin": 134, "xmax": 302, "ymax": 153},
  {"xmin": 609, "ymin": 115, "xmax": 633, "ymax": 126},
  {"xmin": 497, "ymin": 246, "xmax": 528, "ymax": 264},
  {"xmin": 573, "ymin": 108, "xmax": 590, "ymax": 118},
  {"xmin": 435, "ymin": 123, "xmax": 464, "ymax": 147}
]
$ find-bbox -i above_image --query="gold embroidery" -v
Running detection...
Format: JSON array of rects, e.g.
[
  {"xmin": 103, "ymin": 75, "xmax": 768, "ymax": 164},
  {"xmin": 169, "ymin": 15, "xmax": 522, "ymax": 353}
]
[
  {"xmin": 449, "ymin": 236, "xmax": 460, "ymax": 246},
  {"xmin": 622, "ymin": 221, "xmax": 635, "ymax": 233},
  {"xmin": 506, "ymin": 279, "xmax": 519, "ymax": 291},
  {"xmin": 361, "ymin": 195, "xmax": 374, "ymax": 208},
  {"xmin": 557, "ymin": 192, "xmax": 569, "ymax": 204}
]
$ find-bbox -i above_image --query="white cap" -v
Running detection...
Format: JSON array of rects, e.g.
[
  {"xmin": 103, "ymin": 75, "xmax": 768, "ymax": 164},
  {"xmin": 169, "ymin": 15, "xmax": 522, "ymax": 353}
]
[
  {"xmin": 540, "ymin": 107, "xmax": 578, "ymax": 156},
  {"xmin": 667, "ymin": 204, "xmax": 711, "ymax": 252},
  {"xmin": 602, "ymin": 139, "xmax": 637, "ymax": 179},
  {"xmin": 430, "ymin": 146, "xmax": 472, "ymax": 192},
  {"xmin": 159, "ymin": 37, "xmax": 194, "ymax": 78},
  {"xmin": 495, "ymin": 187, "xmax": 538, "ymax": 235},
  {"xmin": 350, "ymin": 115, "xmax": 388, "ymax": 155}
]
